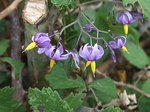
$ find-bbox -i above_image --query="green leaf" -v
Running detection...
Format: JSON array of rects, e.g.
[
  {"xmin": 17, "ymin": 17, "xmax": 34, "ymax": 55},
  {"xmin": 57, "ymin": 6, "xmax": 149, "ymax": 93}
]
[
  {"xmin": 45, "ymin": 64, "xmax": 85, "ymax": 89},
  {"xmin": 90, "ymin": 78, "xmax": 117, "ymax": 103},
  {"xmin": 95, "ymin": 2, "xmax": 113, "ymax": 31},
  {"xmin": 28, "ymin": 87, "xmax": 72, "ymax": 112},
  {"xmin": 138, "ymin": 0, "xmax": 150, "ymax": 19},
  {"xmin": 65, "ymin": 93, "xmax": 86, "ymax": 110},
  {"xmin": 0, "ymin": 87, "xmax": 25, "ymax": 112},
  {"xmin": 84, "ymin": 9, "xmax": 96, "ymax": 21},
  {"xmin": 0, "ymin": 19, "xmax": 8, "ymax": 32},
  {"xmin": 101, "ymin": 106, "xmax": 122, "ymax": 112},
  {"xmin": 138, "ymin": 78, "xmax": 150, "ymax": 112},
  {"xmin": 122, "ymin": 0, "xmax": 137, "ymax": 6},
  {"xmin": 51, "ymin": 0, "xmax": 73, "ymax": 7},
  {"xmin": 109, "ymin": 25, "xmax": 124, "ymax": 35},
  {"xmin": 0, "ymin": 39, "xmax": 9, "ymax": 56},
  {"xmin": 128, "ymin": 26, "xmax": 139, "ymax": 45},
  {"xmin": 0, "ymin": 72, "xmax": 8, "ymax": 84},
  {"xmin": 141, "ymin": 78, "xmax": 150, "ymax": 94},
  {"xmin": 122, "ymin": 41, "xmax": 149, "ymax": 69},
  {"xmin": 1, "ymin": 57, "xmax": 24, "ymax": 79}
]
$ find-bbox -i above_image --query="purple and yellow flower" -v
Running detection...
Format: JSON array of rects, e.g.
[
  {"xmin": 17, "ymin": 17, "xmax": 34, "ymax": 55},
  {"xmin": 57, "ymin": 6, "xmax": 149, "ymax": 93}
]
[
  {"xmin": 83, "ymin": 23, "xmax": 94, "ymax": 32},
  {"xmin": 116, "ymin": 11, "xmax": 143, "ymax": 35},
  {"xmin": 109, "ymin": 36, "xmax": 128, "ymax": 52},
  {"xmin": 24, "ymin": 33, "xmax": 51, "ymax": 53},
  {"xmin": 45, "ymin": 43, "xmax": 71, "ymax": 68},
  {"xmin": 79, "ymin": 43, "xmax": 104, "ymax": 74}
]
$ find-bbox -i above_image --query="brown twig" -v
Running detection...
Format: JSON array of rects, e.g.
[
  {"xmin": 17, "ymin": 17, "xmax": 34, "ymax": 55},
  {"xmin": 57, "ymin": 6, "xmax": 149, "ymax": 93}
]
[
  {"xmin": 114, "ymin": 81, "xmax": 150, "ymax": 98},
  {"xmin": 9, "ymin": 0, "xmax": 24, "ymax": 102},
  {"xmin": 0, "ymin": 0, "xmax": 22, "ymax": 20},
  {"xmin": 96, "ymin": 70, "xmax": 150, "ymax": 98},
  {"xmin": 76, "ymin": 0, "xmax": 81, "ymax": 12}
]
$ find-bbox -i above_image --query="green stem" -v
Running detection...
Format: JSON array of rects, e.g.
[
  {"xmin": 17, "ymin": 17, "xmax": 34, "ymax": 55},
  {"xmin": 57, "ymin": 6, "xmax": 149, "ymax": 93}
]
[
  {"xmin": 77, "ymin": 20, "xmax": 103, "ymax": 40},
  {"xmin": 75, "ymin": 31, "xmax": 82, "ymax": 48},
  {"xmin": 81, "ymin": 12, "xmax": 110, "ymax": 34},
  {"xmin": 90, "ymin": 88, "xmax": 100, "ymax": 104},
  {"xmin": 59, "ymin": 20, "xmax": 78, "ymax": 35}
]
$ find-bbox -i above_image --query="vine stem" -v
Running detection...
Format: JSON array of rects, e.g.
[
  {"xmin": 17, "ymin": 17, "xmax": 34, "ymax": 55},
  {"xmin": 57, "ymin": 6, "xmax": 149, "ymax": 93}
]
[
  {"xmin": 81, "ymin": 12, "xmax": 110, "ymax": 34},
  {"xmin": 96, "ymin": 30, "xmax": 99, "ymax": 43},
  {"xmin": 90, "ymin": 88, "xmax": 102, "ymax": 107},
  {"xmin": 59, "ymin": 20, "xmax": 78, "ymax": 35},
  {"xmin": 77, "ymin": 20, "xmax": 103, "ymax": 40},
  {"xmin": 75, "ymin": 31, "xmax": 82, "ymax": 48}
]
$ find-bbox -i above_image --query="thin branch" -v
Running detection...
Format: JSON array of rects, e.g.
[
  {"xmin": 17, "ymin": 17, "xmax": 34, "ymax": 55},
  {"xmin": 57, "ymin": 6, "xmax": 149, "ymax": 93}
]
[
  {"xmin": 80, "ymin": 12, "xmax": 110, "ymax": 34},
  {"xmin": 77, "ymin": 20, "xmax": 102, "ymax": 40},
  {"xmin": 59, "ymin": 20, "xmax": 78, "ymax": 35},
  {"xmin": 75, "ymin": 31, "xmax": 82, "ymax": 48},
  {"xmin": 114, "ymin": 81, "xmax": 150, "ymax": 98},
  {"xmin": 0, "ymin": 0, "xmax": 22, "ymax": 20},
  {"xmin": 76, "ymin": 0, "xmax": 81, "ymax": 12},
  {"xmin": 96, "ymin": 70, "xmax": 150, "ymax": 98}
]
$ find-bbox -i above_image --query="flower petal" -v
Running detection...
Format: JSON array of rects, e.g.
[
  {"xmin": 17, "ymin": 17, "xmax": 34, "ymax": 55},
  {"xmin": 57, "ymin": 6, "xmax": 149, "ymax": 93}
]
[
  {"xmin": 116, "ymin": 11, "xmax": 135, "ymax": 24},
  {"xmin": 71, "ymin": 51, "xmax": 80, "ymax": 68},
  {"xmin": 45, "ymin": 46, "xmax": 55, "ymax": 58},
  {"xmin": 57, "ymin": 43, "xmax": 64, "ymax": 54},
  {"xmin": 79, "ymin": 44, "xmax": 89, "ymax": 61},
  {"xmin": 90, "ymin": 44, "xmax": 103, "ymax": 60},
  {"xmin": 37, "ymin": 48, "xmax": 46, "ymax": 54},
  {"xmin": 109, "ymin": 41, "xmax": 118, "ymax": 49}
]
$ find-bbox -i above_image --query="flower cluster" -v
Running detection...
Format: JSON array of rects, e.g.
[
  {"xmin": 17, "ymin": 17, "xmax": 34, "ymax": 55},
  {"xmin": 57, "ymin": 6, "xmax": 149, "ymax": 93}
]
[
  {"xmin": 24, "ymin": 33, "xmax": 71, "ymax": 68},
  {"xmin": 24, "ymin": 10, "xmax": 143, "ymax": 75},
  {"xmin": 24, "ymin": 32, "xmax": 105, "ymax": 74},
  {"xmin": 107, "ymin": 10, "xmax": 143, "ymax": 62}
]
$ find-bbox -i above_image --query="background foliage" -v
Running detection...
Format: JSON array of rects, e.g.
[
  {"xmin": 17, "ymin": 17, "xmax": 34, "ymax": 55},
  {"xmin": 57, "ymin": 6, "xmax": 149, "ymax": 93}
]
[{"xmin": 0, "ymin": 0, "xmax": 150, "ymax": 112}]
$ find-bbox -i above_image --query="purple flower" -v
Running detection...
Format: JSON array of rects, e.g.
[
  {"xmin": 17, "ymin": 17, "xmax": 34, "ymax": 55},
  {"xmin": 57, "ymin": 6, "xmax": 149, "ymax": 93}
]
[
  {"xmin": 83, "ymin": 23, "xmax": 94, "ymax": 32},
  {"xmin": 37, "ymin": 45, "xmax": 51, "ymax": 54},
  {"xmin": 34, "ymin": 33, "xmax": 51, "ymax": 48},
  {"xmin": 116, "ymin": 11, "xmax": 143, "ymax": 35},
  {"xmin": 24, "ymin": 33, "xmax": 51, "ymax": 53},
  {"xmin": 79, "ymin": 43, "xmax": 104, "ymax": 73},
  {"xmin": 109, "ymin": 36, "xmax": 128, "ymax": 52},
  {"xmin": 45, "ymin": 43, "xmax": 71, "ymax": 68},
  {"xmin": 116, "ymin": 11, "xmax": 135, "ymax": 25},
  {"xmin": 79, "ymin": 44, "xmax": 104, "ymax": 61}
]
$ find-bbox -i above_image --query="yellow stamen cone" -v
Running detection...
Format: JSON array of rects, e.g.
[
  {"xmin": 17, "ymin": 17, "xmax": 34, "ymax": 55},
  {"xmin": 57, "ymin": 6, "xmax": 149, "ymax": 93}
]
[
  {"xmin": 121, "ymin": 46, "xmax": 129, "ymax": 53},
  {"xmin": 50, "ymin": 59, "xmax": 56, "ymax": 68},
  {"xmin": 86, "ymin": 61, "xmax": 91, "ymax": 67},
  {"xmin": 24, "ymin": 42, "xmax": 36, "ymax": 51},
  {"xmin": 91, "ymin": 61, "xmax": 96, "ymax": 74},
  {"xmin": 124, "ymin": 24, "xmax": 128, "ymax": 35}
]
